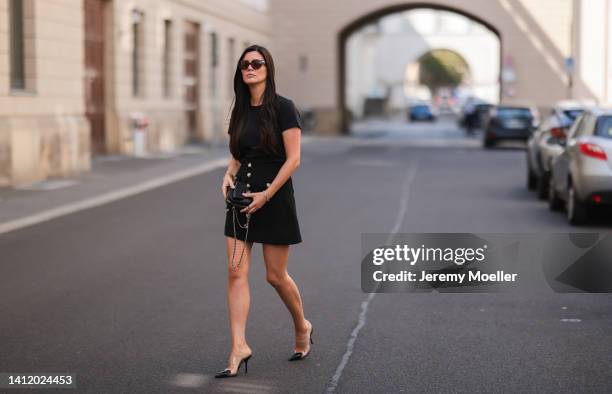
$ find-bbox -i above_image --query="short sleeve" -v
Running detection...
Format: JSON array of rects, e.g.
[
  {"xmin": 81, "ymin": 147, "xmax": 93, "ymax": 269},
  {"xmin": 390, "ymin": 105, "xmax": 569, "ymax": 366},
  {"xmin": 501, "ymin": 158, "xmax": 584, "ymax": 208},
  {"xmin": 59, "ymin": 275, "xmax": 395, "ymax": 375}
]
[{"xmin": 278, "ymin": 99, "xmax": 303, "ymax": 133}]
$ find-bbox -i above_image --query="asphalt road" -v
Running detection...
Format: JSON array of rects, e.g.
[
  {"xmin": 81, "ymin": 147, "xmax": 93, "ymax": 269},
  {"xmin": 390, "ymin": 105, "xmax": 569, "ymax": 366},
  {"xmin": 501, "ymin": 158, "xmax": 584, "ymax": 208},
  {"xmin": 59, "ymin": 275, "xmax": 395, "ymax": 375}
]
[{"xmin": 1, "ymin": 116, "xmax": 611, "ymax": 393}]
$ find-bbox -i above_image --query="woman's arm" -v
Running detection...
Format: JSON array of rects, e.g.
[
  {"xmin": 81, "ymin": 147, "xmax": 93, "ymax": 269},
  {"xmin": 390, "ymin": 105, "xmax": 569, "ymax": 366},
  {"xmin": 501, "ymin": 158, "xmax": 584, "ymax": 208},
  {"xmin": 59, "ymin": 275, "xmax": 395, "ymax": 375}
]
[
  {"xmin": 221, "ymin": 156, "xmax": 242, "ymax": 199},
  {"xmin": 266, "ymin": 127, "xmax": 301, "ymax": 198},
  {"xmin": 225, "ymin": 156, "xmax": 241, "ymax": 178}
]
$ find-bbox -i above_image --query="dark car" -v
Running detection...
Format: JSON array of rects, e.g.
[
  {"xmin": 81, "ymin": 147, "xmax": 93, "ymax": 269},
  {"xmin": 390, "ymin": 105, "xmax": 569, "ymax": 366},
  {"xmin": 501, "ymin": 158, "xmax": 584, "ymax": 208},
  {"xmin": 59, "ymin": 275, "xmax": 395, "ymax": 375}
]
[
  {"xmin": 483, "ymin": 105, "xmax": 538, "ymax": 148},
  {"xmin": 409, "ymin": 104, "xmax": 436, "ymax": 122},
  {"xmin": 474, "ymin": 104, "xmax": 494, "ymax": 128},
  {"xmin": 461, "ymin": 103, "xmax": 493, "ymax": 133}
]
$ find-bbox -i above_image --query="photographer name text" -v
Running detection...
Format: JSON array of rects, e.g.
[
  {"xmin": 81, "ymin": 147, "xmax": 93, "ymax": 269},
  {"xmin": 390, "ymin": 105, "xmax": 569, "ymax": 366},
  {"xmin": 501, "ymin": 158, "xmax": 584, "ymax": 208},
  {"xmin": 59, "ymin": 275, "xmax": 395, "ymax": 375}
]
[{"xmin": 373, "ymin": 270, "xmax": 518, "ymax": 283}]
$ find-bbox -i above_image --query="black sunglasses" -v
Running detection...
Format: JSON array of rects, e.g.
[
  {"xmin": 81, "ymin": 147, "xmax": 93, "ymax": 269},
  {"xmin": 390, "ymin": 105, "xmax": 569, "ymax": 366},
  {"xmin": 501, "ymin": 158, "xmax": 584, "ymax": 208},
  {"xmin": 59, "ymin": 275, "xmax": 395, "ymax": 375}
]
[{"xmin": 240, "ymin": 59, "xmax": 266, "ymax": 70}]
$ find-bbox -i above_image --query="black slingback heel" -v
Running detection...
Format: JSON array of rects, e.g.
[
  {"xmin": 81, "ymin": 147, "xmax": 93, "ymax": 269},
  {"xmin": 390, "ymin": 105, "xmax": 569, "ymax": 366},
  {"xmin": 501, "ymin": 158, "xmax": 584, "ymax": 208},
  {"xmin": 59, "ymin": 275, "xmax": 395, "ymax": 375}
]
[{"xmin": 215, "ymin": 354, "xmax": 252, "ymax": 378}]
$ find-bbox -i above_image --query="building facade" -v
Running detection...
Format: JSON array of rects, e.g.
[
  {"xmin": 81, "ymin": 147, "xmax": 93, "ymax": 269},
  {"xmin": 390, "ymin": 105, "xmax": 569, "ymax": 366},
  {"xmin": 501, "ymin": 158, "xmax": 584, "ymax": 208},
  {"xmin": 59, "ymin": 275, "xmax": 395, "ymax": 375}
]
[
  {"xmin": 269, "ymin": 0, "xmax": 612, "ymax": 133},
  {"xmin": 1, "ymin": 0, "xmax": 611, "ymax": 187},
  {"xmin": 345, "ymin": 9, "xmax": 501, "ymax": 118},
  {"xmin": 0, "ymin": 0, "xmax": 270, "ymax": 187},
  {"xmin": 572, "ymin": 0, "xmax": 612, "ymax": 106},
  {"xmin": 1, "ymin": 0, "xmax": 89, "ymax": 187}
]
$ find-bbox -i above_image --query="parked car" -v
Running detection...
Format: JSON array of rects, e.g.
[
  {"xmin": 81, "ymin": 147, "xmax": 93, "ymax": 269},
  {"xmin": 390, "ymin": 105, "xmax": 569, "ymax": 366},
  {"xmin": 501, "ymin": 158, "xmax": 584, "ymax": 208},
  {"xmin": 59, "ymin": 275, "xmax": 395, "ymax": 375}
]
[
  {"xmin": 409, "ymin": 104, "xmax": 436, "ymax": 122},
  {"xmin": 548, "ymin": 107, "xmax": 612, "ymax": 225},
  {"xmin": 458, "ymin": 100, "xmax": 491, "ymax": 132},
  {"xmin": 526, "ymin": 102, "xmax": 585, "ymax": 198},
  {"xmin": 473, "ymin": 104, "xmax": 494, "ymax": 128},
  {"xmin": 482, "ymin": 105, "xmax": 539, "ymax": 148}
]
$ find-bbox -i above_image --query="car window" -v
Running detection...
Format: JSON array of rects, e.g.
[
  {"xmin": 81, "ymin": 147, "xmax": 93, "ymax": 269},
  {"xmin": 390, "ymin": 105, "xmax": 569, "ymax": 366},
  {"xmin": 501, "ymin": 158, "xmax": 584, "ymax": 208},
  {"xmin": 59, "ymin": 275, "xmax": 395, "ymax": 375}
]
[
  {"xmin": 578, "ymin": 114, "xmax": 597, "ymax": 137},
  {"xmin": 497, "ymin": 107, "xmax": 532, "ymax": 117},
  {"xmin": 563, "ymin": 109, "xmax": 584, "ymax": 120},
  {"xmin": 595, "ymin": 116, "xmax": 612, "ymax": 139},
  {"xmin": 567, "ymin": 113, "xmax": 585, "ymax": 139}
]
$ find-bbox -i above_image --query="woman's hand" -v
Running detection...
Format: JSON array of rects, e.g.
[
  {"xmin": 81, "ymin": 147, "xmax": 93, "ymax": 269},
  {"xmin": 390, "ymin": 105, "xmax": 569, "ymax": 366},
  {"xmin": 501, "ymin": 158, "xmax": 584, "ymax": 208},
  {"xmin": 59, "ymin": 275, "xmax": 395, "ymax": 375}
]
[
  {"xmin": 221, "ymin": 172, "xmax": 236, "ymax": 200},
  {"xmin": 240, "ymin": 190, "xmax": 270, "ymax": 214}
]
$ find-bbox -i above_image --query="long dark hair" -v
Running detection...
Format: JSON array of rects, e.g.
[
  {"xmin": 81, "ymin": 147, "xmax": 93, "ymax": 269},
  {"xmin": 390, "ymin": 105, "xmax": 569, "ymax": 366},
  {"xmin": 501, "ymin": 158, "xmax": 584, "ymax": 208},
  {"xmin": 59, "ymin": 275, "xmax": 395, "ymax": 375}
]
[{"xmin": 227, "ymin": 45, "xmax": 280, "ymax": 159}]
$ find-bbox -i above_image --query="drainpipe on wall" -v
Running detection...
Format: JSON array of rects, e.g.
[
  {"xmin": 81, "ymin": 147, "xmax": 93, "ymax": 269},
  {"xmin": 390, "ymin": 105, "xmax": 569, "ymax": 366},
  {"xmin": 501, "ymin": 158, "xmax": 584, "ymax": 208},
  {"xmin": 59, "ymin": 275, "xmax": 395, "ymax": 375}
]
[
  {"xmin": 604, "ymin": 0, "xmax": 610, "ymax": 104},
  {"xmin": 569, "ymin": 0, "xmax": 576, "ymax": 100}
]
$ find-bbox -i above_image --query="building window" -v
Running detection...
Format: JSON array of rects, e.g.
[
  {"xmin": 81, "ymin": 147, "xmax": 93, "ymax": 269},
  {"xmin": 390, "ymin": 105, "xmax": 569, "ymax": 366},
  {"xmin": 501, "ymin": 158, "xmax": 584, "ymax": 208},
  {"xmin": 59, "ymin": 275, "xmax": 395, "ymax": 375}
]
[
  {"xmin": 211, "ymin": 32, "xmax": 218, "ymax": 67},
  {"xmin": 10, "ymin": 0, "xmax": 25, "ymax": 90},
  {"xmin": 132, "ymin": 9, "xmax": 144, "ymax": 97},
  {"xmin": 210, "ymin": 31, "xmax": 218, "ymax": 95},
  {"xmin": 163, "ymin": 19, "xmax": 172, "ymax": 98}
]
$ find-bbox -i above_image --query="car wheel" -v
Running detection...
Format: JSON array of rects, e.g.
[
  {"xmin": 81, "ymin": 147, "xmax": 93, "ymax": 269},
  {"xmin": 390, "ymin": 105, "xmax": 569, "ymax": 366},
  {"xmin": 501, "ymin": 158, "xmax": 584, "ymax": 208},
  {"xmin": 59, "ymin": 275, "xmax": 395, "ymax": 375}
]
[
  {"xmin": 548, "ymin": 175, "xmax": 564, "ymax": 211},
  {"xmin": 536, "ymin": 171, "xmax": 549, "ymax": 199},
  {"xmin": 526, "ymin": 159, "xmax": 537, "ymax": 190},
  {"xmin": 567, "ymin": 183, "xmax": 589, "ymax": 225},
  {"xmin": 483, "ymin": 137, "xmax": 495, "ymax": 148}
]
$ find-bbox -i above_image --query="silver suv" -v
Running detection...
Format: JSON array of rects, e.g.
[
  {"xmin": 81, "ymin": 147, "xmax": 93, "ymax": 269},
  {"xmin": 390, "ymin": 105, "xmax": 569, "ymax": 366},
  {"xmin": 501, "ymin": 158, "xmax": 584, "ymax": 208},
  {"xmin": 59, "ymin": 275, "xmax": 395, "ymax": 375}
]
[{"xmin": 548, "ymin": 107, "xmax": 612, "ymax": 225}]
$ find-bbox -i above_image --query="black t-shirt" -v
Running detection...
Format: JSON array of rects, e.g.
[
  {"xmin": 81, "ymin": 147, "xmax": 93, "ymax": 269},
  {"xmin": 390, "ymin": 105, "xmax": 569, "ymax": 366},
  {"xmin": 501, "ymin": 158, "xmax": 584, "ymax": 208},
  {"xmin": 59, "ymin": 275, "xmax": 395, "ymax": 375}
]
[{"xmin": 229, "ymin": 94, "xmax": 303, "ymax": 161}]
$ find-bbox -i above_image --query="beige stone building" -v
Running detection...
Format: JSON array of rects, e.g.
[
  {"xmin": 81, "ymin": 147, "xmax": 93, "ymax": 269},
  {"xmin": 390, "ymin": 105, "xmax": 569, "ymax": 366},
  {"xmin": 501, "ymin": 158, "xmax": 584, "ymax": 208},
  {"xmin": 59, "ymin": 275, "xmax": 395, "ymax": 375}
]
[
  {"xmin": 269, "ymin": 0, "xmax": 612, "ymax": 132},
  {"xmin": 0, "ymin": 0, "xmax": 270, "ymax": 187},
  {"xmin": 1, "ymin": 0, "xmax": 611, "ymax": 187},
  {"xmin": 0, "ymin": 0, "xmax": 89, "ymax": 187}
]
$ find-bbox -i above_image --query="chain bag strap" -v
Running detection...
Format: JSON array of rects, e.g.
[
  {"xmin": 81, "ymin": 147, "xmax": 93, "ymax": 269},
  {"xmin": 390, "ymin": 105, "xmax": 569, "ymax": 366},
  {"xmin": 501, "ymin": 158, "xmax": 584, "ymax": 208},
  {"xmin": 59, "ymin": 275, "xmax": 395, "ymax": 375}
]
[
  {"xmin": 230, "ymin": 206, "xmax": 250, "ymax": 271},
  {"xmin": 225, "ymin": 177, "xmax": 271, "ymax": 270},
  {"xmin": 226, "ymin": 182, "xmax": 252, "ymax": 271}
]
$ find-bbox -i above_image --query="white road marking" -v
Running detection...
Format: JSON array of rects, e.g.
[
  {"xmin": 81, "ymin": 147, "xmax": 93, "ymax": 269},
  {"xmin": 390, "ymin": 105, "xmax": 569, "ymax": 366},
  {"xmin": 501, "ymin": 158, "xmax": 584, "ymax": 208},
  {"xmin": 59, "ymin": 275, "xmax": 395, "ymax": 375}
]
[
  {"xmin": 325, "ymin": 161, "xmax": 419, "ymax": 393},
  {"xmin": 0, "ymin": 158, "xmax": 228, "ymax": 235},
  {"xmin": 15, "ymin": 179, "xmax": 79, "ymax": 191},
  {"xmin": 560, "ymin": 318, "xmax": 582, "ymax": 323},
  {"xmin": 0, "ymin": 138, "xmax": 318, "ymax": 236}
]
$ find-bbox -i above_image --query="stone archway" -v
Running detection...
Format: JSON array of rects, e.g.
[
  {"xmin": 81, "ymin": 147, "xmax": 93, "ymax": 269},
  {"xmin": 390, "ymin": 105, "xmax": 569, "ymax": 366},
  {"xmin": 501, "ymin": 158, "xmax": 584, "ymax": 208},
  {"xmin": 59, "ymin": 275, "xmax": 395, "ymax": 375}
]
[
  {"xmin": 338, "ymin": 3, "xmax": 503, "ymax": 132},
  {"xmin": 270, "ymin": 0, "xmax": 573, "ymax": 135},
  {"xmin": 408, "ymin": 49, "xmax": 473, "ymax": 109}
]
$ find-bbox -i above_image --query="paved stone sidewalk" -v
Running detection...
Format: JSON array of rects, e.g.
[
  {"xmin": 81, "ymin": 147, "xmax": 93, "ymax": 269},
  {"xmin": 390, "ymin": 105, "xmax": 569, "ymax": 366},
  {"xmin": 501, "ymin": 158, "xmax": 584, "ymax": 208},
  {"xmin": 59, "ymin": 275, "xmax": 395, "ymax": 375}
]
[{"xmin": 0, "ymin": 143, "xmax": 231, "ymax": 234}]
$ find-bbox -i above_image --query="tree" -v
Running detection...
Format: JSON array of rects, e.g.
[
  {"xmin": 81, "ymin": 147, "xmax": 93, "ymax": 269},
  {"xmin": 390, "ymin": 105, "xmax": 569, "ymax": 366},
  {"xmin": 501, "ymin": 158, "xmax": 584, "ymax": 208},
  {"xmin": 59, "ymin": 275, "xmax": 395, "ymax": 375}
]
[{"xmin": 418, "ymin": 50, "xmax": 467, "ymax": 95}]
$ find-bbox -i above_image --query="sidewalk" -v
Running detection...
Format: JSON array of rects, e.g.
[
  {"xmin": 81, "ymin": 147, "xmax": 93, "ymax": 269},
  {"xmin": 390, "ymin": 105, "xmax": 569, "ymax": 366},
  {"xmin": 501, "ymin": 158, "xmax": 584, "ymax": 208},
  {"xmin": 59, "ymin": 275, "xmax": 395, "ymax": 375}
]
[{"xmin": 0, "ymin": 143, "xmax": 231, "ymax": 235}]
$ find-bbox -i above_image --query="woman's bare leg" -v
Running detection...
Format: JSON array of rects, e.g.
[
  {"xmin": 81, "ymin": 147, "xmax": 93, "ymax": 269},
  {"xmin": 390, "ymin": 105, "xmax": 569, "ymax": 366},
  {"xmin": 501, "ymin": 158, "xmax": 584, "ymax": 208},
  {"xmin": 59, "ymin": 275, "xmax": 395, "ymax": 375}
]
[
  {"xmin": 262, "ymin": 244, "xmax": 312, "ymax": 354},
  {"xmin": 223, "ymin": 237, "xmax": 254, "ymax": 372}
]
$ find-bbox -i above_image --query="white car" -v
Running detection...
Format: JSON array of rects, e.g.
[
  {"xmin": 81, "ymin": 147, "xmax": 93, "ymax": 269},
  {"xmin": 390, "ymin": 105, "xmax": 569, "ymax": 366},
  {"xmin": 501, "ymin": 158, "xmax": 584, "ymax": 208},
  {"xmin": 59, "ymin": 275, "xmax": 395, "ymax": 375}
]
[
  {"xmin": 548, "ymin": 107, "xmax": 612, "ymax": 225},
  {"xmin": 526, "ymin": 103, "xmax": 584, "ymax": 199}
]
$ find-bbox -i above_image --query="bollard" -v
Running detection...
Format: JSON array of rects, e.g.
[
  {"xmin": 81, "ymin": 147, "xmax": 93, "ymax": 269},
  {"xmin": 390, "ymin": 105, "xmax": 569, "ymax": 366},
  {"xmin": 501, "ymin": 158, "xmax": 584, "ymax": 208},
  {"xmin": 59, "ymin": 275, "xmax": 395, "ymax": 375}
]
[{"xmin": 130, "ymin": 112, "xmax": 149, "ymax": 157}]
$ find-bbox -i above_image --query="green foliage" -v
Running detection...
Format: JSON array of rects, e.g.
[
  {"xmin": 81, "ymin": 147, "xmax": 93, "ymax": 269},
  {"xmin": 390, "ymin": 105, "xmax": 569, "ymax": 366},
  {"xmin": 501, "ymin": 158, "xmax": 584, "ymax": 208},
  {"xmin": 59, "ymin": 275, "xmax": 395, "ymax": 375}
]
[{"xmin": 418, "ymin": 50, "xmax": 467, "ymax": 93}]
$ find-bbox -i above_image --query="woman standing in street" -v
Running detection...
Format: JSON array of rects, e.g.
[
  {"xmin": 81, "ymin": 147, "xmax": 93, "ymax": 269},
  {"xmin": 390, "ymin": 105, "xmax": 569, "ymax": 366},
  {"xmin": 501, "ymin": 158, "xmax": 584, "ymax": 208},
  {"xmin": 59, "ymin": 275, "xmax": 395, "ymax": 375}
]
[{"xmin": 215, "ymin": 45, "xmax": 313, "ymax": 378}]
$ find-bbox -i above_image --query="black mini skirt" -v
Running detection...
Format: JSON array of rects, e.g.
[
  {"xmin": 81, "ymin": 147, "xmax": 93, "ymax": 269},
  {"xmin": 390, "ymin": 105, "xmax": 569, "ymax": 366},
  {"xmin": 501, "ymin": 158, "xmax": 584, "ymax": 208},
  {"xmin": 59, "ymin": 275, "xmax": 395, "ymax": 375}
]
[{"xmin": 224, "ymin": 158, "xmax": 302, "ymax": 245}]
